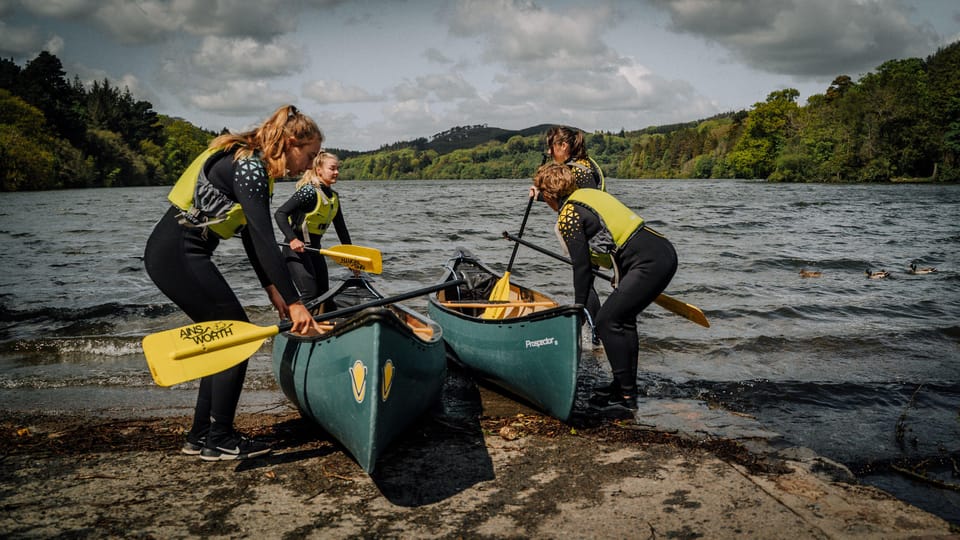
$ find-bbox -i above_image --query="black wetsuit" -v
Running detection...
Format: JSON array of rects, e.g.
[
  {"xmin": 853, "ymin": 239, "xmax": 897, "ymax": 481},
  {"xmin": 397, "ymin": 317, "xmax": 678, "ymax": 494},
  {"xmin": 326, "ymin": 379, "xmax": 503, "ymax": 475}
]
[
  {"xmin": 565, "ymin": 157, "xmax": 605, "ymax": 323},
  {"xmin": 144, "ymin": 149, "xmax": 298, "ymax": 437},
  {"xmin": 557, "ymin": 196, "xmax": 677, "ymax": 396},
  {"xmin": 274, "ymin": 184, "xmax": 352, "ymax": 303}
]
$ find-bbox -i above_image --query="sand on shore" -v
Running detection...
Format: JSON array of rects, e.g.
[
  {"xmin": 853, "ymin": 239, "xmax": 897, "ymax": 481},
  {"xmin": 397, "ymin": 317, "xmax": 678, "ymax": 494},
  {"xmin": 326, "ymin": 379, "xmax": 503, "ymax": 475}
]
[{"xmin": 1, "ymin": 393, "xmax": 955, "ymax": 539}]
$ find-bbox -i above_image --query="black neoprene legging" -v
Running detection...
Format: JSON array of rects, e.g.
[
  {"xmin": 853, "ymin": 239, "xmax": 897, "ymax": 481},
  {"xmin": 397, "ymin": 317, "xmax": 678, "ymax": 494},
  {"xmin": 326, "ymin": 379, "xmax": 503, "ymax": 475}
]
[
  {"xmin": 595, "ymin": 227, "xmax": 677, "ymax": 395},
  {"xmin": 280, "ymin": 244, "xmax": 329, "ymax": 303},
  {"xmin": 144, "ymin": 206, "xmax": 249, "ymax": 433}
]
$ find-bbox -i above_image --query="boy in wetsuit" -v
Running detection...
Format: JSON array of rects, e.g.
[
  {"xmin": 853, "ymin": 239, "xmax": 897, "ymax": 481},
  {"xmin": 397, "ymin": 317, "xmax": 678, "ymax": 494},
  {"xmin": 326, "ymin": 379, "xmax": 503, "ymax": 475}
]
[{"xmin": 531, "ymin": 162, "xmax": 677, "ymax": 411}]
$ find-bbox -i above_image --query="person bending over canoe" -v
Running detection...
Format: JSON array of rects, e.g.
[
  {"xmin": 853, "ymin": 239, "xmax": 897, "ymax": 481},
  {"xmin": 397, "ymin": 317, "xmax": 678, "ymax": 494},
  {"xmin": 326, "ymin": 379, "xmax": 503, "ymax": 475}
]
[
  {"xmin": 274, "ymin": 152, "xmax": 354, "ymax": 304},
  {"xmin": 545, "ymin": 125, "xmax": 605, "ymax": 340},
  {"xmin": 531, "ymin": 163, "xmax": 677, "ymax": 412},
  {"xmin": 144, "ymin": 105, "xmax": 324, "ymax": 461}
]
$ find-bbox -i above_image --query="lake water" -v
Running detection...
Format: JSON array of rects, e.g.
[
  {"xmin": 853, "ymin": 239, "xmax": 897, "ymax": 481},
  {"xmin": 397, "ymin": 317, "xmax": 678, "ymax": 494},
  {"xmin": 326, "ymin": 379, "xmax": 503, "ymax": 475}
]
[{"xmin": 0, "ymin": 179, "xmax": 958, "ymax": 523}]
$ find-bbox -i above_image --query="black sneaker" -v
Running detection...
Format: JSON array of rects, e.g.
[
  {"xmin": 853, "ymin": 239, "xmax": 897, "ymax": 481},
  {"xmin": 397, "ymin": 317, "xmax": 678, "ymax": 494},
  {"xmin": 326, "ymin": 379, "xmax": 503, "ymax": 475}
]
[
  {"xmin": 589, "ymin": 393, "xmax": 638, "ymax": 412},
  {"xmin": 181, "ymin": 428, "xmax": 208, "ymax": 456},
  {"xmin": 200, "ymin": 432, "xmax": 272, "ymax": 461},
  {"xmin": 588, "ymin": 382, "xmax": 621, "ymax": 405}
]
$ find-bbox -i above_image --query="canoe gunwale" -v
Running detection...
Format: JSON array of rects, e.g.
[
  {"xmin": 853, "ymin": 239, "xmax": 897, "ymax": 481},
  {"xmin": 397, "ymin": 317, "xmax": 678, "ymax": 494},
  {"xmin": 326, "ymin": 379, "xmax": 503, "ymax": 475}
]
[
  {"xmin": 288, "ymin": 276, "xmax": 442, "ymax": 344},
  {"xmin": 281, "ymin": 305, "xmax": 442, "ymax": 345}
]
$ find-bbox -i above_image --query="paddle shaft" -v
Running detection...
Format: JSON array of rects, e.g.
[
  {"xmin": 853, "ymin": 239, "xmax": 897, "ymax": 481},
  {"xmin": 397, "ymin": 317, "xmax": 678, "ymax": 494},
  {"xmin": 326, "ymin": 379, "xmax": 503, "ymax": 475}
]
[
  {"xmin": 502, "ymin": 231, "xmax": 710, "ymax": 328},
  {"xmin": 277, "ymin": 278, "xmax": 467, "ymax": 333},
  {"xmin": 505, "ymin": 196, "xmax": 535, "ymax": 272},
  {"xmin": 278, "ymin": 243, "xmax": 371, "ymax": 263},
  {"xmin": 503, "ymin": 230, "xmax": 610, "ymax": 280},
  {"xmin": 172, "ymin": 279, "xmax": 465, "ymax": 360}
]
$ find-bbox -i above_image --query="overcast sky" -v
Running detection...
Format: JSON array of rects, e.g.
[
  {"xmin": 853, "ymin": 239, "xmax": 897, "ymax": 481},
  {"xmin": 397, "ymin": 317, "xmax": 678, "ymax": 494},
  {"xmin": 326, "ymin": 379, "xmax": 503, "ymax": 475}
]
[{"xmin": 2, "ymin": 0, "xmax": 958, "ymax": 151}]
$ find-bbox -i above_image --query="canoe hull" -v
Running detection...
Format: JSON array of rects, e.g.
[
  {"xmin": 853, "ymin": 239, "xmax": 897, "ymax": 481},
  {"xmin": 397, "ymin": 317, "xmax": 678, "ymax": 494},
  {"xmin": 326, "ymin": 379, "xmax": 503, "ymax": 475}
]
[
  {"xmin": 428, "ymin": 249, "xmax": 582, "ymax": 421},
  {"xmin": 272, "ymin": 279, "xmax": 445, "ymax": 473}
]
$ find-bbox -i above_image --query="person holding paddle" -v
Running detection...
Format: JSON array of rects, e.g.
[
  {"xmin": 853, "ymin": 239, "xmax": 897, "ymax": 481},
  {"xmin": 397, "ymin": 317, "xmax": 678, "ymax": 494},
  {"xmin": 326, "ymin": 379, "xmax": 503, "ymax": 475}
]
[
  {"xmin": 531, "ymin": 162, "xmax": 677, "ymax": 412},
  {"xmin": 275, "ymin": 151, "xmax": 354, "ymax": 305},
  {"xmin": 144, "ymin": 104, "xmax": 324, "ymax": 461},
  {"xmin": 544, "ymin": 125, "xmax": 606, "ymax": 342}
]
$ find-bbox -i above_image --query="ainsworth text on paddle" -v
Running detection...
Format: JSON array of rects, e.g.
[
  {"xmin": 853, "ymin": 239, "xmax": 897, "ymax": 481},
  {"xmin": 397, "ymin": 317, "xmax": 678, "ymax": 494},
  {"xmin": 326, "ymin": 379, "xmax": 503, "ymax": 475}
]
[{"xmin": 179, "ymin": 322, "xmax": 235, "ymax": 345}]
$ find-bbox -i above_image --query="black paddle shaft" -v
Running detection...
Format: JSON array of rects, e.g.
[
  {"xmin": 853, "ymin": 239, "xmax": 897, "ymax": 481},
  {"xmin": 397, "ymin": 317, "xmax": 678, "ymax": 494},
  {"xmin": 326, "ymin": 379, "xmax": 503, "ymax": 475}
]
[
  {"xmin": 276, "ymin": 279, "xmax": 467, "ymax": 332},
  {"xmin": 502, "ymin": 231, "xmax": 614, "ymax": 282},
  {"xmin": 505, "ymin": 196, "xmax": 535, "ymax": 272}
]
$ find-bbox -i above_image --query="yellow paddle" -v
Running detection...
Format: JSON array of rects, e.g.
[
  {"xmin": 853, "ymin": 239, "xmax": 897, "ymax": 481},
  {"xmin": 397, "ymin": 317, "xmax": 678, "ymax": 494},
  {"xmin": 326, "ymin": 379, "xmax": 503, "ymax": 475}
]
[
  {"xmin": 501, "ymin": 231, "xmax": 710, "ymax": 328},
  {"xmin": 279, "ymin": 243, "xmax": 382, "ymax": 274},
  {"xmin": 482, "ymin": 196, "xmax": 535, "ymax": 319},
  {"xmin": 142, "ymin": 279, "xmax": 464, "ymax": 387}
]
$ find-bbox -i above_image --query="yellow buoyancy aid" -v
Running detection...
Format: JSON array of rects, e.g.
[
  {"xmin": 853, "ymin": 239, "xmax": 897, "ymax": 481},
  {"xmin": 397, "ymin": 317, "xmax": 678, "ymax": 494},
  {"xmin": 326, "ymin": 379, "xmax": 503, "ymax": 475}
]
[
  {"xmin": 299, "ymin": 185, "xmax": 340, "ymax": 241},
  {"xmin": 561, "ymin": 188, "xmax": 644, "ymax": 268},
  {"xmin": 167, "ymin": 148, "xmax": 274, "ymax": 240}
]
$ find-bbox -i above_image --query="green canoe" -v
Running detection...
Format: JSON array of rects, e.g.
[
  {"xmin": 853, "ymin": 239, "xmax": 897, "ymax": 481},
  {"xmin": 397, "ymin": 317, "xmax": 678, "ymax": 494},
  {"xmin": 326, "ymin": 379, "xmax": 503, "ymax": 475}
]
[
  {"xmin": 427, "ymin": 249, "xmax": 583, "ymax": 421},
  {"xmin": 272, "ymin": 277, "xmax": 445, "ymax": 473}
]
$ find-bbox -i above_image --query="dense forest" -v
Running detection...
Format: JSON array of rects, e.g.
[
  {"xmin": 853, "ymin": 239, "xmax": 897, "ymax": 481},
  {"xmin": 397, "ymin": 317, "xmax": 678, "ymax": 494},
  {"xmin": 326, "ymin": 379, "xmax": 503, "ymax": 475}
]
[{"xmin": 2, "ymin": 42, "xmax": 958, "ymax": 191}]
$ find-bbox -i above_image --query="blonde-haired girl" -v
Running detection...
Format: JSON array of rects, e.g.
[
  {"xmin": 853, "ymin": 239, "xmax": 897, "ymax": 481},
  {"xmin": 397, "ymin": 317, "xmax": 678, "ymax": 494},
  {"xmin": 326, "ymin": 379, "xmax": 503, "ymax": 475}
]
[
  {"xmin": 275, "ymin": 152, "xmax": 353, "ymax": 303},
  {"xmin": 145, "ymin": 105, "xmax": 324, "ymax": 461}
]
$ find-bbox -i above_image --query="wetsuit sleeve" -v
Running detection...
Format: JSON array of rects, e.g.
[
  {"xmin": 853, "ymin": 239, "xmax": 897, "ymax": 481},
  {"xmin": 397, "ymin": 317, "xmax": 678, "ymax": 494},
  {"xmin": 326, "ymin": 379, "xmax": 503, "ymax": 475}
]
[
  {"xmin": 331, "ymin": 203, "xmax": 352, "ymax": 245},
  {"xmin": 232, "ymin": 159, "xmax": 300, "ymax": 304},
  {"xmin": 274, "ymin": 186, "xmax": 316, "ymax": 242},
  {"xmin": 557, "ymin": 203, "xmax": 595, "ymax": 306}
]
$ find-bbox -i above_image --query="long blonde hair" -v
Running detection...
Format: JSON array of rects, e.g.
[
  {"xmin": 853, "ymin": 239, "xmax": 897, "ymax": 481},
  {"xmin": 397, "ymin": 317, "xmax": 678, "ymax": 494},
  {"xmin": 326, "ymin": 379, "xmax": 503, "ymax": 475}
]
[
  {"xmin": 209, "ymin": 104, "xmax": 323, "ymax": 179},
  {"xmin": 296, "ymin": 152, "xmax": 339, "ymax": 189}
]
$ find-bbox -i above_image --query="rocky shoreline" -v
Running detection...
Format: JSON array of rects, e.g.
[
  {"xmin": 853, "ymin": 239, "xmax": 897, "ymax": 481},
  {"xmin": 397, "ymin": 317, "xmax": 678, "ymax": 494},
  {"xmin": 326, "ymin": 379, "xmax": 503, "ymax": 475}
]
[{"xmin": 1, "ymin": 392, "xmax": 955, "ymax": 539}]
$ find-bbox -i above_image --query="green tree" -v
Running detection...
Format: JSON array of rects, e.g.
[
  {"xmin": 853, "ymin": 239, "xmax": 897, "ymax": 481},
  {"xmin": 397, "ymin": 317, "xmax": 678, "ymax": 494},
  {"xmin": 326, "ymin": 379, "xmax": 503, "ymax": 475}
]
[
  {"xmin": 0, "ymin": 90, "xmax": 56, "ymax": 190},
  {"xmin": 725, "ymin": 89, "xmax": 799, "ymax": 179}
]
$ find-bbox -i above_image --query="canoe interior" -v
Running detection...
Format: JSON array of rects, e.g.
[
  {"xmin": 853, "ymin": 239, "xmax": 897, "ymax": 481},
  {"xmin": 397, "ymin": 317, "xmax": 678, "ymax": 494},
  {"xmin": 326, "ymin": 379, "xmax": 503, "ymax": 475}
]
[
  {"xmin": 300, "ymin": 276, "xmax": 440, "ymax": 342},
  {"xmin": 433, "ymin": 249, "xmax": 560, "ymax": 321}
]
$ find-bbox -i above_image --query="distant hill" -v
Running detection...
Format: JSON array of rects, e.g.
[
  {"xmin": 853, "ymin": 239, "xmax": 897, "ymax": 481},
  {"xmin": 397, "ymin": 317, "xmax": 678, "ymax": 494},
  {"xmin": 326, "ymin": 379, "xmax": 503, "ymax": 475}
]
[{"xmin": 337, "ymin": 123, "xmax": 564, "ymax": 158}]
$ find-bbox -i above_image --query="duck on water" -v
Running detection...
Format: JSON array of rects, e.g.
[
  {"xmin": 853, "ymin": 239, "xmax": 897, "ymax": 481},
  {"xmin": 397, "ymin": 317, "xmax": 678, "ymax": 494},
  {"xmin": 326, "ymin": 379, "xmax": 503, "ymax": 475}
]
[{"xmin": 907, "ymin": 263, "xmax": 937, "ymax": 275}]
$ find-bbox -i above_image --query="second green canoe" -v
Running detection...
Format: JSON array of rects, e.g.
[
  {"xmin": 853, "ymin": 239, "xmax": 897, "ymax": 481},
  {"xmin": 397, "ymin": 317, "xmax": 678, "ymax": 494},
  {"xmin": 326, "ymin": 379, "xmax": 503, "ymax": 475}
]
[{"xmin": 428, "ymin": 249, "xmax": 583, "ymax": 421}]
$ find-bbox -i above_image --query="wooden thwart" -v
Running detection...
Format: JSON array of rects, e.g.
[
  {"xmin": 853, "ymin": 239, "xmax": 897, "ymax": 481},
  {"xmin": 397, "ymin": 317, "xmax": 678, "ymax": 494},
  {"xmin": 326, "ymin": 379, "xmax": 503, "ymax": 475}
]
[{"xmin": 441, "ymin": 300, "xmax": 557, "ymax": 309}]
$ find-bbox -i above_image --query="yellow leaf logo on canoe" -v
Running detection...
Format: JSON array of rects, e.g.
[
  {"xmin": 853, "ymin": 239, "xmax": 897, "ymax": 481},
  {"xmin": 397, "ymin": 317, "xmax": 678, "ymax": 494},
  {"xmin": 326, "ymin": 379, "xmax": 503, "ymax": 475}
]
[
  {"xmin": 381, "ymin": 359, "xmax": 394, "ymax": 401},
  {"xmin": 349, "ymin": 360, "xmax": 366, "ymax": 403}
]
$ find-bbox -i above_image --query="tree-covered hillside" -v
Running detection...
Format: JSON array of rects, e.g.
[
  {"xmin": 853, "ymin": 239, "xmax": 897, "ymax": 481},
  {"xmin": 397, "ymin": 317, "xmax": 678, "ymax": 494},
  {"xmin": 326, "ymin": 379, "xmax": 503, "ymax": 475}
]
[
  {"xmin": 1, "ymin": 52, "xmax": 214, "ymax": 191},
  {"xmin": 339, "ymin": 42, "xmax": 959, "ymax": 183},
  {"xmin": 2, "ymin": 42, "xmax": 958, "ymax": 191}
]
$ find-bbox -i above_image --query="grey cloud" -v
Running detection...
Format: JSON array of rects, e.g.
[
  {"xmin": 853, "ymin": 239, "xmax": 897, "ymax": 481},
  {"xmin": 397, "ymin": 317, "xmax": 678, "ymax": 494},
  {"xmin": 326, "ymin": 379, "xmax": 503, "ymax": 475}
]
[
  {"xmin": 303, "ymin": 80, "xmax": 383, "ymax": 104},
  {"xmin": 423, "ymin": 47, "xmax": 454, "ymax": 64},
  {"xmin": 394, "ymin": 73, "xmax": 478, "ymax": 101},
  {"xmin": 651, "ymin": 0, "xmax": 940, "ymax": 77},
  {"xmin": 192, "ymin": 36, "xmax": 305, "ymax": 78},
  {"xmin": 447, "ymin": 0, "xmax": 624, "ymax": 73},
  {"xmin": 0, "ymin": 21, "xmax": 47, "ymax": 56},
  {"xmin": 188, "ymin": 79, "xmax": 297, "ymax": 116}
]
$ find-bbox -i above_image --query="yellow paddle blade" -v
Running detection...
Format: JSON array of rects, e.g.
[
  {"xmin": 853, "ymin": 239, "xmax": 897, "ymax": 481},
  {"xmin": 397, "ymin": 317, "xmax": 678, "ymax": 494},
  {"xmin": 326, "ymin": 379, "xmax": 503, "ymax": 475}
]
[
  {"xmin": 481, "ymin": 272, "xmax": 512, "ymax": 319},
  {"xmin": 319, "ymin": 244, "xmax": 383, "ymax": 274},
  {"xmin": 653, "ymin": 293, "xmax": 710, "ymax": 328},
  {"xmin": 142, "ymin": 320, "xmax": 280, "ymax": 387}
]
